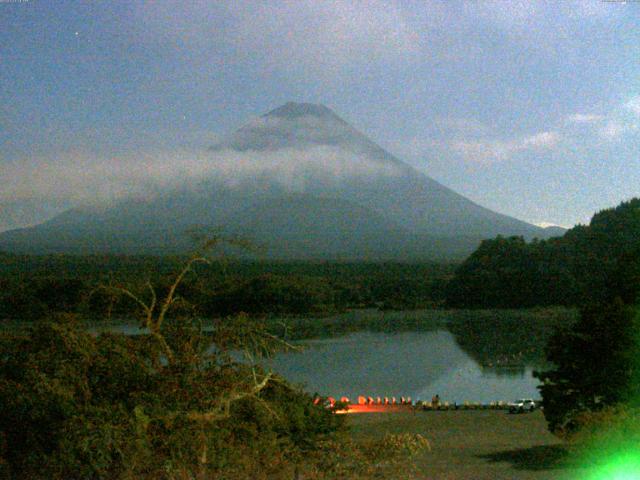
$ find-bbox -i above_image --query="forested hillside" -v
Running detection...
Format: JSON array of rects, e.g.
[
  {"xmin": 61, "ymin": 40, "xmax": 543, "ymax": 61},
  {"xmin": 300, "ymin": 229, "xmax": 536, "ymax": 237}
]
[
  {"xmin": 446, "ymin": 198, "xmax": 640, "ymax": 308},
  {"xmin": 0, "ymin": 257, "xmax": 453, "ymax": 322}
]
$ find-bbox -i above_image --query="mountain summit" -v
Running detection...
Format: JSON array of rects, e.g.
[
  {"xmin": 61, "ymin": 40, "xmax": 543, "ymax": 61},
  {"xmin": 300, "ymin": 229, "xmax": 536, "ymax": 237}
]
[
  {"xmin": 263, "ymin": 101, "xmax": 344, "ymax": 121},
  {"xmin": 0, "ymin": 103, "xmax": 548, "ymax": 259},
  {"xmin": 211, "ymin": 101, "xmax": 400, "ymax": 166}
]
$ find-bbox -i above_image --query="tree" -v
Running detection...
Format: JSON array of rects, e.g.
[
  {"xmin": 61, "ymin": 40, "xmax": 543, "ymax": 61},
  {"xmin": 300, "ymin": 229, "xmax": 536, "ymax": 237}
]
[
  {"xmin": 445, "ymin": 236, "xmax": 549, "ymax": 308},
  {"xmin": 534, "ymin": 300, "xmax": 640, "ymax": 437},
  {"xmin": 0, "ymin": 235, "xmax": 431, "ymax": 478},
  {"xmin": 0, "ymin": 236, "xmax": 345, "ymax": 479},
  {"xmin": 445, "ymin": 198, "xmax": 640, "ymax": 309}
]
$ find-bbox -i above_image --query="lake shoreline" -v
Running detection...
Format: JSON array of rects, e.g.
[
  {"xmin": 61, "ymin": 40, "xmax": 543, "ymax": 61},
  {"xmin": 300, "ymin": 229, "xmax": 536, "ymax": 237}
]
[
  {"xmin": 0, "ymin": 308, "xmax": 574, "ymax": 404},
  {"xmin": 0, "ymin": 306, "xmax": 576, "ymax": 332}
]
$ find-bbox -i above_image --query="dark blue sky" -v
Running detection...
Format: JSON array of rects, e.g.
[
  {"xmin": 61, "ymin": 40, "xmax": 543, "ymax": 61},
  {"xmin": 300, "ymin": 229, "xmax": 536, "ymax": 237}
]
[{"xmin": 2, "ymin": 0, "xmax": 639, "ymax": 227}]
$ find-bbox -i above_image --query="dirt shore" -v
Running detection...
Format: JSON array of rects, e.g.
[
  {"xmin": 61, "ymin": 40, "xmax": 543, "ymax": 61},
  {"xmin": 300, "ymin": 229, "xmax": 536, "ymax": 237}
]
[{"xmin": 347, "ymin": 409, "xmax": 585, "ymax": 479}]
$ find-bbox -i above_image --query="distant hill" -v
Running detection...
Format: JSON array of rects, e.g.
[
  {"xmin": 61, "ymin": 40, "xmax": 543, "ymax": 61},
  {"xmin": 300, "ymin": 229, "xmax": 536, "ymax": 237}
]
[
  {"xmin": 445, "ymin": 198, "xmax": 640, "ymax": 307},
  {"xmin": 541, "ymin": 225, "xmax": 568, "ymax": 237},
  {"xmin": 0, "ymin": 199, "xmax": 73, "ymax": 233},
  {"xmin": 0, "ymin": 102, "xmax": 550, "ymax": 260}
]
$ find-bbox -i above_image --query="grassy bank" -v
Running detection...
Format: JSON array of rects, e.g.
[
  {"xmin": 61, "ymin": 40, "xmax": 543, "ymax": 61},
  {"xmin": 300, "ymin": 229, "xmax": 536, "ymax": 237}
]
[{"xmin": 347, "ymin": 410, "xmax": 585, "ymax": 479}]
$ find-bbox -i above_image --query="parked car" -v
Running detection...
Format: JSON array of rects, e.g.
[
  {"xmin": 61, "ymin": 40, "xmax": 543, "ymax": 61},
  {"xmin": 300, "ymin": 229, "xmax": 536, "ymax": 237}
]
[{"xmin": 508, "ymin": 398, "xmax": 536, "ymax": 413}]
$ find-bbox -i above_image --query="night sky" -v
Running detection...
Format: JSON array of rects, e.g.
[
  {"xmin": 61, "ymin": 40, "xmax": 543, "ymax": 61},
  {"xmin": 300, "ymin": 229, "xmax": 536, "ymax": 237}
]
[{"xmin": 2, "ymin": 0, "xmax": 639, "ymax": 228}]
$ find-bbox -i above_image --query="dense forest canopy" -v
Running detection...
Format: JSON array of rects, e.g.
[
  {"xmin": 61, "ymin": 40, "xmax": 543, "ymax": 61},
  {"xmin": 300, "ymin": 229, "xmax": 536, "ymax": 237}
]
[
  {"xmin": 0, "ymin": 257, "xmax": 455, "ymax": 322},
  {"xmin": 446, "ymin": 198, "xmax": 640, "ymax": 309}
]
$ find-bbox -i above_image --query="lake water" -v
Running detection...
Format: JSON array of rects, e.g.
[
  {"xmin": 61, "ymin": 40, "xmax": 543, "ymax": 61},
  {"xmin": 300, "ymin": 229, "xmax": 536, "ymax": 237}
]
[
  {"xmin": 43, "ymin": 308, "xmax": 568, "ymax": 404},
  {"xmin": 267, "ymin": 330, "xmax": 541, "ymax": 404}
]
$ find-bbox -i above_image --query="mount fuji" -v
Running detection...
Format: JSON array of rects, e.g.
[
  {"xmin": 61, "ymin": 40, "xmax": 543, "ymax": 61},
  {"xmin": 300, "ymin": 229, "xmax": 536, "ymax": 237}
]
[{"xmin": 0, "ymin": 102, "xmax": 550, "ymax": 260}]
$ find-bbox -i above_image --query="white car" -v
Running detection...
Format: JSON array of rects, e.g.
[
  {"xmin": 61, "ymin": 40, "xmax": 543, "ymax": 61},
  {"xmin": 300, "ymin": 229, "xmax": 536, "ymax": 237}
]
[{"xmin": 508, "ymin": 398, "xmax": 536, "ymax": 413}]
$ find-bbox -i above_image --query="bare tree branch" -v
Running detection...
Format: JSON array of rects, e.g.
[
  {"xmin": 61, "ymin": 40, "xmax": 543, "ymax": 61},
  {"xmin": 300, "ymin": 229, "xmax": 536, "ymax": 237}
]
[
  {"xmin": 156, "ymin": 256, "xmax": 209, "ymax": 331},
  {"xmin": 185, "ymin": 371, "xmax": 274, "ymax": 424}
]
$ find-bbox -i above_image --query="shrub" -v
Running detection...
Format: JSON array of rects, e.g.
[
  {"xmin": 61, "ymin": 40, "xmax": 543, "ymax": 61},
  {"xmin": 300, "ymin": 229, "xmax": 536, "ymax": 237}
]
[{"xmin": 0, "ymin": 313, "xmax": 345, "ymax": 479}]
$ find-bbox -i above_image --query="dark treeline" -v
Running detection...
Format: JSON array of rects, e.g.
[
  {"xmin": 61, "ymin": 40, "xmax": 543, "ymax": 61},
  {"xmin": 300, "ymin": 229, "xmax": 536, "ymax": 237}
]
[
  {"xmin": 5, "ymin": 198, "xmax": 638, "ymax": 319},
  {"xmin": 446, "ymin": 198, "xmax": 640, "ymax": 308},
  {"xmin": 0, "ymin": 255, "xmax": 455, "ymax": 321},
  {"xmin": 442, "ymin": 197, "xmax": 640, "ymax": 439}
]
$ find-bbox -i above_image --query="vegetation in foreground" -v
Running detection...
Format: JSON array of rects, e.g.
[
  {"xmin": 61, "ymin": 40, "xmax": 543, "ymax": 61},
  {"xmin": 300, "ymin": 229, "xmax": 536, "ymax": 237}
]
[
  {"xmin": 523, "ymin": 204, "xmax": 640, "ymax": 477},
  {"xmin": 536, "ymin": 301, "xmax": 640, "ymax": 436},
  {"xmin": 0, "ymin": 243, "xmax": 430, "ymax": 479},
  {"xmin": 1, "ymin": 197, "xmax": 638, "ymax": 478}
]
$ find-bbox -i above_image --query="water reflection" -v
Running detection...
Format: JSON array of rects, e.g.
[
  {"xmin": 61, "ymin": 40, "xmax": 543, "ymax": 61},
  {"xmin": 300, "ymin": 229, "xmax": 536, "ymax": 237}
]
[
  {"xmin": 267, "ymin": 330, "xmax": 541, "ymax": 403},
  {"xmin": 267, "ymin": 309, "xmax": 572, "ymax": 402},
  {"xmin": 415, "ymin": 359, "xmax": 539, "ymax": 404},
  {"xmin": 447, "ymin": 316, "xmax": 549, "ymax": 374},
  {"xmin": 80, "ymin": 309, "xmax": 570, "ymax": 403}
]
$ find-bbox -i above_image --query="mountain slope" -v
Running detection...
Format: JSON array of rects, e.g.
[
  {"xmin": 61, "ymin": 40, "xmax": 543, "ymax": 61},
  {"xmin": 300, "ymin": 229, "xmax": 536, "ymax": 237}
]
[
  {"xmin": 0, "ymin": 102, "xmax": 547, "ymax": 259},
  {"xmin": 214, "ymin": 102, "xmax": 542, "ymax": 238}
]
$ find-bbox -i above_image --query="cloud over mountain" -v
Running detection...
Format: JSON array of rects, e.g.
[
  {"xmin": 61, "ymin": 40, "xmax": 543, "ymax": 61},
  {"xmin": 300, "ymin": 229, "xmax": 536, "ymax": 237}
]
[
  {"xmin": 452, "ymin": 131, "xmax": 560, "ymax": 164},
  {"xmin": 1, "ymin": 146, "xmax": 403, "ymax": 206},
  {"xmin": 0, "ymin": 102, "xmax": 546, "ymax": 257}
]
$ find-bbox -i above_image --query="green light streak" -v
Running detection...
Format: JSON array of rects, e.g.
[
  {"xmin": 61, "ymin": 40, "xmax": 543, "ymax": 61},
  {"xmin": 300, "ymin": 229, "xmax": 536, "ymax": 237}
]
[{"xmin": 585, "ymin": 450, "xmax": 640, "ymax": 480}]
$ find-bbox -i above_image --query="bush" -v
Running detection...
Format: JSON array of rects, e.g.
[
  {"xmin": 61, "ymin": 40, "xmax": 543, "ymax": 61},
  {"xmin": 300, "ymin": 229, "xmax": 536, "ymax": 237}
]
[{"xmin": 0, "ymin": 315, "xmax": 344, "ymax": 479}]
